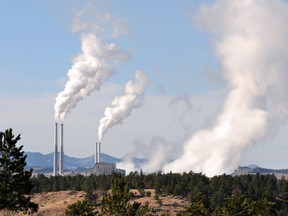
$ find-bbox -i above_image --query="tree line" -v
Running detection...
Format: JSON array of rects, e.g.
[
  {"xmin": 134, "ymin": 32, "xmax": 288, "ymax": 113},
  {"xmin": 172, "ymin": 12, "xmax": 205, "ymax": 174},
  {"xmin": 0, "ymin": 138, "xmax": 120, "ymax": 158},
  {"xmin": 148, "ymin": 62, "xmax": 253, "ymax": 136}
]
[
  {"xmin": 1, "ymin": 128, "xmax": 288, "ymax": 215},
  {"xmin": 30, "ymin": 171, "xmax": 288, "ymax": 215}
]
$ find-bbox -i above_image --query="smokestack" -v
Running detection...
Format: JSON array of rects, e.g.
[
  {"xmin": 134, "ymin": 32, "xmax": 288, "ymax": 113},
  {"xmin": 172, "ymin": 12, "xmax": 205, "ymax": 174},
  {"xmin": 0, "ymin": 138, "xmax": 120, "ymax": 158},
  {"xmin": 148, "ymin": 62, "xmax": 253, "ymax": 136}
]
[
  {"xmin": 95, "ymin": 142, "xmax": 98, "ymax": 164},
  {"xmin": 53, "ymin": 123, "xmax": 58, "ymax": 176},
  {"xmin": 59, "ymin": 123, "xmax": 64, "ymax": 175},
  {"xmin": 98, "ymin": 142, "xmax": 101, "ymax": 163}
]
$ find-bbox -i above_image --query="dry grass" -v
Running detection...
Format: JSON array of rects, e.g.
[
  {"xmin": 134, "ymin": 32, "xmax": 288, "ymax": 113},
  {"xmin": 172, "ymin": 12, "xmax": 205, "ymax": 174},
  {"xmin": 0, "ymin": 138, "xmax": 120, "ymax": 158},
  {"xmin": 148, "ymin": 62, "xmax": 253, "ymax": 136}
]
[
  {"xmin": 0, "ymin": 190, "xmax": 189, "ymax": 216},
  {"xmin": 31, "ymin": 191, "xmax": 86, "ymax": 216},
  {"xmin": 129, "ymin": 189, "xmax": 189, "ymax": 215},
  {"xmin": 0, "ymin": 210, "xmax": 18, "ymax": 216}
]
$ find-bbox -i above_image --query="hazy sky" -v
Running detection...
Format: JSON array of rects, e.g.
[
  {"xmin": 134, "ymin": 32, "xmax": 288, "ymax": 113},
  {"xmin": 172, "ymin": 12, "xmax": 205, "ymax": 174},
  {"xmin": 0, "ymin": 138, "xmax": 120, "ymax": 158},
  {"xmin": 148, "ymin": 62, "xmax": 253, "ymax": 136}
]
[{"xmin": 1, "ymin": 0, "xmax": 288, "ymax": 170}]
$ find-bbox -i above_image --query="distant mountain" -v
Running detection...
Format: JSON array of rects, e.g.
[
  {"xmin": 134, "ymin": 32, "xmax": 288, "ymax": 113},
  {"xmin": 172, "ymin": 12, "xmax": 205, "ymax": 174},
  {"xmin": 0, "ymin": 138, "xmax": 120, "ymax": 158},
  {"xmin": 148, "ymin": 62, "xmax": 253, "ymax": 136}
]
[
  {"xmin": 234, "ymin": 165, "xmax": 288, "ymax": 175},
  {"xmin": 25, "ymin": 152, "xmax": 288, "ymax": 176},
  {"xmin": 25, "ymin": 152, "xmax": 145, "ymax": 170},
  {"xmin": 247, "ymin": 164, "xmax": 260, "ymax": 169}
]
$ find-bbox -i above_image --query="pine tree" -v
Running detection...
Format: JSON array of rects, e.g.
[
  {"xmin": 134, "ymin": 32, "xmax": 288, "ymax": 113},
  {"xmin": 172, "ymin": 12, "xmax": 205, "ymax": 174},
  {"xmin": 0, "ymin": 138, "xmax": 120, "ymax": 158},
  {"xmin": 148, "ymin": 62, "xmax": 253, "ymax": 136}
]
[
  {"xmin": 100, "ymin": 173, "xmax": 154, "ymax": 216},
  {"xmin": 0, "ymin": 129, "xmax": 38, "ymax": 213},
  {"xmin": 65, "ymin": 200, "xmax": 96, "ymax": 216}
]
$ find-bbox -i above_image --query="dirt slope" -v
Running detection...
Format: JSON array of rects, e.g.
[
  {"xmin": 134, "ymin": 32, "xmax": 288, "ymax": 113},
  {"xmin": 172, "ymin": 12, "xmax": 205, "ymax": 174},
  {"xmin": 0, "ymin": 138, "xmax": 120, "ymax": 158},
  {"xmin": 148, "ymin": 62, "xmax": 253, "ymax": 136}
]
[
  {"xmin": 31, "ymin": 191, "xmax": 86, "ymax": 216},
  {"xmin": 24, "ymin": 190, "xmax": 189, "ymax": 215}
]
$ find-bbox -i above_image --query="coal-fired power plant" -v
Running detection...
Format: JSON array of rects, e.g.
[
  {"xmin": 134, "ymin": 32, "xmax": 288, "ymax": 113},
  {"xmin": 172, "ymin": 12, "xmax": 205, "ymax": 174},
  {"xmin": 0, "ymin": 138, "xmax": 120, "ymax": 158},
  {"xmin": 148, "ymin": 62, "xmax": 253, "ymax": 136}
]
[
  {"xmin": 52, "ymin": 124, "xmax": 125, "ymax": 177},
  {"xmin": 93, "ymin": 142, "xmax": 125, "ymax": 176},
  {"xmin": 53, "ymin": 123, "xmax": 64, "ymax": 176}
]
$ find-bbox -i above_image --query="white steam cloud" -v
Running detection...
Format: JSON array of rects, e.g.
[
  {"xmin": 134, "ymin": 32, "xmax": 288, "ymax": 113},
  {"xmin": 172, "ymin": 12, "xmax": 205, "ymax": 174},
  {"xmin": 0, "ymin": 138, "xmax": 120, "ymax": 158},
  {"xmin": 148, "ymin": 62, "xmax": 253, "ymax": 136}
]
[
  {"xmin": 98, "ymin": 71, "xmax": 148, "ymax": 141},
  {"xmin": 116, "ymin": 137, "xmax": 174, "ymax": 174},
  {"xmin": 54, "ymin": 2, "xmax": 129, "ymax": 121},
  {"xmin": 54, "ymin": 6, "xmax": 129, "ymax": 122},
  {"xmin": 164, "ymin": 0, "xmax": 288, "ymax": 176},
  {"xmin": 116, "ymin": 155, "xmax": 138, "ymax": 174},
  {"xmin": 140, "ymin": 137, "xmax": 174, "ymax": 173}
]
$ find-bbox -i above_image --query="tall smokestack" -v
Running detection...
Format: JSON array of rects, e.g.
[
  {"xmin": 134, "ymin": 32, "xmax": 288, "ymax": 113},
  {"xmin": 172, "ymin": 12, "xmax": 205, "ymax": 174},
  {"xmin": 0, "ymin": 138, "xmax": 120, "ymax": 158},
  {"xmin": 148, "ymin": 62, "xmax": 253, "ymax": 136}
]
[
  {"xmin": 98, "ymin": 142, "xmax": 101, "ymax": 163},
  {"xmin": 95, "ymin": 142, "xmax": 98, "ymax": 164},
  {"xmin": 53, "ymin": 123, "xmax": 58, "ymax": 176},
  {"xmin": 59, "ymin": 123, "xmax": 64, "ymax": 175}
]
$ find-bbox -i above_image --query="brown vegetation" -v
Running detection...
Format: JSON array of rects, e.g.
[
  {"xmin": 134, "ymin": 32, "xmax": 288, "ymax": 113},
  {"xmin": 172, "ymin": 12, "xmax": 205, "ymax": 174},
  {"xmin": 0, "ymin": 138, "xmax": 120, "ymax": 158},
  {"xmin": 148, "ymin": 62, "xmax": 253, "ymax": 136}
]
[
  {"xmin": 31, "ymin": 191, "xmax": 86, "ymax": 216},
  {"xmin": 129, "ymin": 189, "xmax": 189, "ymax": 215},
  {"xmin": 8, "ymin": 190, "xmax": 188, "ymax": 216}
]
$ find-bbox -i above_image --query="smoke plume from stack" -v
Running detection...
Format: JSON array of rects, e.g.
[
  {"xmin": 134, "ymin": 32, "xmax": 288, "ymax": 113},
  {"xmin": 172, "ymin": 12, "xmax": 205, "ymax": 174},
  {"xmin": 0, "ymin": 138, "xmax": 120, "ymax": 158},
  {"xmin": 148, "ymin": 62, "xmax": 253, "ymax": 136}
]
[
  {"xmin": 98, "ymin": 71, "xmax": 148, "ymax": 141},
  {"xmin": 53, "ymin": 4, "xmax": 129, "ymax": 175},
  {"xmin": 116, "ymin": 136, "xmax": 175, "ymax": 174},
  {"xmin": 54, "ymin": 4, "xmax": 129, "ymax": 122},
  {"xmin": 54, "ymin": 33, "xmax": 129, "ymax": 121},
  {"xmin": 163, "ymin": 0, "xmax": 288, "ymax": 176}
]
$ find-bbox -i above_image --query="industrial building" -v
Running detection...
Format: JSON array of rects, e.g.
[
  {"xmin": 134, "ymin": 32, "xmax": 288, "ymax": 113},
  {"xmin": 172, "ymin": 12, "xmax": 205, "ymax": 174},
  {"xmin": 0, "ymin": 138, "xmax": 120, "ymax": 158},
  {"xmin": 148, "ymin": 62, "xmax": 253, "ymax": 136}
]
[
  {"xmin": 53, "ymin": 132, "xmax": 125, "ymax": 176},
  {"xmin": 92, "ymin": 142, "xmax": 125, "ymax": 176},
  {"xmin": 93, "ymin": 162, "xmax": 116, "ymax": 176}
]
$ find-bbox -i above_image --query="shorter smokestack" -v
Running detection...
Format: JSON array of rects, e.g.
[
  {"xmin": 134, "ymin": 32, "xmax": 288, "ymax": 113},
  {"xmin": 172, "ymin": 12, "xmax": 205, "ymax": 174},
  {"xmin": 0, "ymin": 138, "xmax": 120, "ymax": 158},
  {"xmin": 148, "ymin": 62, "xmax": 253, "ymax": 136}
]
[
  {"xmin": 53, "ymin": 123, "xmax": 58, "ymax": 176},
  {"xmin": 59, "ymin": 123, "xmax": 64, "ymax": 175},
  {"xmin": 98, "ymin": 142, "xmax": 101, "ymax": 163}
]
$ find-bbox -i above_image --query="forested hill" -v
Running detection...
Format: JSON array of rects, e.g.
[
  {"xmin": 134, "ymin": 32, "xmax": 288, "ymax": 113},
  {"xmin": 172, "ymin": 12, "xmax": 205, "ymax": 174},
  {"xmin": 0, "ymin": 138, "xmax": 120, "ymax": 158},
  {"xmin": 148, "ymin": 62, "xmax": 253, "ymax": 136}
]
[
  {"xmin": 31, "ymin": 171, "xmax": 288, "ymax": 214},
  {"xmin": 234, "ymin": 165, "xmax": 288, "ymax": 175}
]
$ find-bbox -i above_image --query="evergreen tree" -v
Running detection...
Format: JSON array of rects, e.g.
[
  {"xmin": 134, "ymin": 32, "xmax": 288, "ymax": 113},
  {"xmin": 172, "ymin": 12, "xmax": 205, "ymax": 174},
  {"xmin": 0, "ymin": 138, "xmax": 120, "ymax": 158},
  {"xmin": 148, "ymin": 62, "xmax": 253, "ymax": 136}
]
[
  {"xmin": 100, "ymin": 173, "xmax": 153, "ymax": 216},
  {"xmin": 0, "ymin": 129, "xmax": 38, "ymax": 213},
  {"xmin": 183, "ymin": 193, "xmax": 209, "ymax": 216},
  {"xmin": 216, "ymin": 194, "xmax": 277, "ymax": 216},
  {"xmin": 65, "ymin": 200, "xmax": 96, "ymax": 216}
]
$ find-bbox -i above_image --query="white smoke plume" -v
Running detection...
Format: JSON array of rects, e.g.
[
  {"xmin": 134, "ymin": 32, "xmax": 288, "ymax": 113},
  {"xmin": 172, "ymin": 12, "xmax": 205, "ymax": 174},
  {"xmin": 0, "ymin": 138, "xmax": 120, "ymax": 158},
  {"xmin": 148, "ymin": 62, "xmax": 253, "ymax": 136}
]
[
  {"xmin": 54, "ymin": 2, "xmax": 130, "ymax": 122},
  {"xmin": 54, "ymin": 34, "xmax": 129, "ymax": 121},
  {"xmin": 116, "ymin": 155, "xmax": 139, "ymax": 174},
  {"xmin": 71, "ymin": 3, "xmax": 128, "ymax": 38},
  {"xmin": 141, "ymin": 137, "xmax": 174, "ymax": 173},
  {"xmin": 116, "ymin": 136, "xmax": 175, "ymax": 174},
  {"xmin": 98, "ymin": 71, "xmax": 148, "ymax": 141},
  {"xmin": 164, "ymin": 0, "xmax": 288, "ymax": 176},
  {"xmin": 168, "ymin": 95, "xmax": 201, "ymax": 133}
]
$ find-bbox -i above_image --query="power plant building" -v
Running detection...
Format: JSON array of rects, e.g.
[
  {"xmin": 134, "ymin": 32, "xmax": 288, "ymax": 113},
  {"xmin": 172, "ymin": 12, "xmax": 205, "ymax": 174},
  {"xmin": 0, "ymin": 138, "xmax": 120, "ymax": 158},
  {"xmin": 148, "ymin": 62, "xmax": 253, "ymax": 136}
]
[
  {"xmin": 93, "ymin": 142, "xmax": 125, "ymax": 176},
  {"xmin": 53, "ymin": 135, "xmax": 125, "ymax": 176},
  {"xmin": 93, "ymin": 162, "xmax": 116, "ymax": 176},
  {"xmin": 92, "ymin": 162, "xmax": 126, "ymax": 176}
]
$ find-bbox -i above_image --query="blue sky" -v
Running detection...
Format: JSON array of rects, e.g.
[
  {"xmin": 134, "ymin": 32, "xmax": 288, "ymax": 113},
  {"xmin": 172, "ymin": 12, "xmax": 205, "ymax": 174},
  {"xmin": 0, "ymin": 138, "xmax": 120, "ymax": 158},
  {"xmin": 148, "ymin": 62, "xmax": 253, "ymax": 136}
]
[
  {"xmin": 0, "ymin": 0, "xmax": 219, "ymax": 96},
  {"xmin": 1, "ymin": 0, "xmax": 288, "ymax": 170},
  {"xmin": 0, "ymin": 1, "xmax": 78, "ymax": 96}
]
